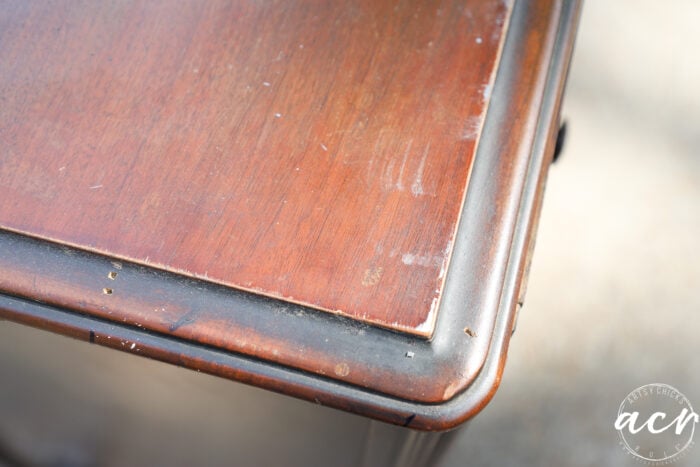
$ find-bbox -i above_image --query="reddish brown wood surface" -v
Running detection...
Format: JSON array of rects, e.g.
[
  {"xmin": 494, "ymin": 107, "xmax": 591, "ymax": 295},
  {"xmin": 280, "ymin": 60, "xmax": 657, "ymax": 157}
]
[{"xmin": 0, "ymin": 0, "xmax": 511, "ymax": 336}]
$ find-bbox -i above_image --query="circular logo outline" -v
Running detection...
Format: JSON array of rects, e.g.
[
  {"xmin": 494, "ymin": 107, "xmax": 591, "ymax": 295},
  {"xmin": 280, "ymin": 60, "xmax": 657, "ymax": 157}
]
[{"xmin": 616, "ymin": 383, "xmax": 697, "ymax": 464}]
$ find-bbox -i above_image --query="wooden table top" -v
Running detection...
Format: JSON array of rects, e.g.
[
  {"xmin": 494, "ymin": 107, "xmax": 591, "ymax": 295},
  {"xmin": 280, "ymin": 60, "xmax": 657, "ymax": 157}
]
[
  {"xmin": 0, "ymin": 0, "xmax": 509, "ymax": 337},
  {"xmin": 0, "ymin": 0, "xmax": 581, "ymax": 430}
]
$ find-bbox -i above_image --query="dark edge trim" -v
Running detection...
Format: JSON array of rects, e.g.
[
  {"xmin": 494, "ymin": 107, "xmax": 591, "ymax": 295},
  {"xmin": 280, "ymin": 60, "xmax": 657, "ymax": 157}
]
[{"xmin": 0, "ymin": 0, "xmax": 581, "ymax": 430}]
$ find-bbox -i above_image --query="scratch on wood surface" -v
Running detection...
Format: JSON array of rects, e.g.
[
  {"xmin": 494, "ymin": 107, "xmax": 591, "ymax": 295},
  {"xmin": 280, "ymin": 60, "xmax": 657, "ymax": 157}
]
[
  {"xmin": 461, "ymin": 116, "xmax": 481, "ymax": 140},
  {"xmin": 377, "ymin": 139, "xmax": 433, "ymax": 195},
  {"xmin": 401, "ymin": 253, "xmax": 443, "ymax": 267},
  {"xmin": 442, "ymin": 379, "xmax": 462, "ymax": 400},
  {"xmin": 395, "ymin": 139, "xmax": 413, "ymax": 191},
  {"xmin": 481, "ymin": 82, "xmax": 492, "ymax": 101},
  {"xmin": 389, "ymin": 295, "xmax": 439, "ymax": 336},
  {"xmin": 169, "ymin": 305, "xmax": 202, "ymax": 332},
  {"xmin": 411, "ymin": 143, "xmax": 430, "ymax": 196},
  {"xmin": 382, "ymin": 159, "xmax": 396, "ymax": 192},
  {"xmin": 366, "ymin": 134, "xmax": 384, "ymax": 186}
]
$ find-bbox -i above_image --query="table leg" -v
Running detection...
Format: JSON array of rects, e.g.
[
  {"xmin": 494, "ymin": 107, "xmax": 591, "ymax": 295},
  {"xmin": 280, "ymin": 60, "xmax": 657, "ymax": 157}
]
[{"xmin": 360, "ymin": 420, "xmax": 462, "ymax": 467}]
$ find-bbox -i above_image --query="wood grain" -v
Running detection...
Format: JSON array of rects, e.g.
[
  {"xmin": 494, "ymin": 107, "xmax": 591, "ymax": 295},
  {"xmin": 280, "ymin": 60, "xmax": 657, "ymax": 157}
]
[{"xmin": 0, "ymin": 0, "xmax": 511, "ymax": 336}]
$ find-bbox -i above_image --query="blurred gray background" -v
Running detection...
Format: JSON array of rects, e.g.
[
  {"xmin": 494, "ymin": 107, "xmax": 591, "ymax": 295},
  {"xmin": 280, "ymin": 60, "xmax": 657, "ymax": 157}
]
[{"xmin": 1, "ymin": 1, "xmax": 699, "ymax": 466}]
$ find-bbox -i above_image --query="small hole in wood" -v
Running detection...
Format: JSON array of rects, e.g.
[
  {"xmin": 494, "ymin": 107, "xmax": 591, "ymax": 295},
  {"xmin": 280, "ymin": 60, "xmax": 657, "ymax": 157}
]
[
  {"xmin": 463, "ymin": 327, "xmax": 476, "ymax": 337},
  {"xmin": 108, "ymin": 271, "xmax": 117, "ymax": 280},
  {"xmin": 103, "ymin": 288, "xmax": 113, "ymax": 295}
]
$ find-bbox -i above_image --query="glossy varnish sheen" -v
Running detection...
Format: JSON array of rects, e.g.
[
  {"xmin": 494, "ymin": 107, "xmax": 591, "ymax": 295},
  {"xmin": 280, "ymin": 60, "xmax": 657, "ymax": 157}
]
[{"xmin": 0, "ymin": 0, "xmax": 511, "ymax": 336}]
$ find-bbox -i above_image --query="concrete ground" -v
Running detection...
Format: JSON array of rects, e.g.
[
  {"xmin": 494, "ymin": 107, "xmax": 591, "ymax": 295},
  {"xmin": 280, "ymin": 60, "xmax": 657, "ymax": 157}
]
[{"xmin": 1, "ymin": 1, "xmax": 699, "ymax": 466}]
